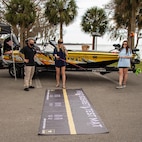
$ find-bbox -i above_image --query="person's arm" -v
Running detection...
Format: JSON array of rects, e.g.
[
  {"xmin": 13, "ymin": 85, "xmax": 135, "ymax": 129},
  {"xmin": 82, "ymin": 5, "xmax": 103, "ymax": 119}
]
[
  {"xmin": 119, "ymin": 55, "xmax": 132, "ymax": 59},
  {"xmin": 54, "ymin": 54, "xmax": 60, "ymax": 59},
  {"xmin": 3, "ymin": 50, "xmax": 12, "ymax": 54},
  {"xmin": 118, "ymin": 49, "xmax": 132, "ymax": 59},
  {"xmin": 19, "ymin": 48, "xmax": 29, "ymax": 63},
  {"xmin": 120, "ymin": 52, "xmax": 132, "ymax": 59},
  {"xmin": 53, "ymin": 48, "xmax": 60, "ymax": 59}
]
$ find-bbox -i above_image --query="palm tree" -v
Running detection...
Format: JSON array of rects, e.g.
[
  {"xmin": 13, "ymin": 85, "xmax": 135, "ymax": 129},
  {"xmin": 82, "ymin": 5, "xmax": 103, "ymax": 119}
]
[
  {"xmin": 113, "ymin": 0, "xmax": 131, "ymax": 43},
  {"xmin": 130, "ymin": 0, "xmax": 142, "ymax": 48},
  {"xmin": 109, "ymin": 0, "xmax": 142, "ymax": 48},
  {"xmin": 5, "ymin": 0, "xmax": 36, "ymax": 47},
  {"xmin": 81, "ymin": 7, "xmax": 108, "ymax": 50},
  {"xmin": 44, "ymin": 0, "xmax": 77, "ymax": 40}
]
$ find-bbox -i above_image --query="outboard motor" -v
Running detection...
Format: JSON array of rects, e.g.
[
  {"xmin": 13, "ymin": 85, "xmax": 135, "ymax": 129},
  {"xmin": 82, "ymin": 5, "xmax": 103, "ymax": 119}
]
[{"xmin": 131, "ymin": 48, "xmax": 140, "ymax": 64}]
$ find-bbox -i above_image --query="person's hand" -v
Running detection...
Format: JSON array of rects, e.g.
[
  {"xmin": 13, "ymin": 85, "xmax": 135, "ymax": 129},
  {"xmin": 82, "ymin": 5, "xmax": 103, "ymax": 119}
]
[
  {"xmin": 118, "ymin": 56, "xmax": 124, "ymax": 58},
  {"xmin": 24, "ymin": 59, "xmax": 29, "ymax": 63},
  {"xmin": 9, "ymin": 50, "xmax": 13, "ymax": 54},
  {"xmin": 4, "ymin": 50, "xmax": 13, "ymax": 54},
  {"xmin": 56, "ymin": 55, "xmax": 60, "ymax": 59}
]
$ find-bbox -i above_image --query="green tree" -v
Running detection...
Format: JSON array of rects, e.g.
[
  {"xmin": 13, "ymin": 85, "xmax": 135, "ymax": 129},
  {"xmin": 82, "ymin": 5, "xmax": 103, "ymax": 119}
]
[
  {"xmin": 28, "ymin": 0, "xmax": 58, "ymax": 43},
  {"xmin": 114, "ymin": 0, "xmax": 135, "ymax": 48},
  {"xmin": 1, "ymin": 0, "xmax": 57, "ymax": 45},
  {"xmin": 5, "ymin": 0, "xmax": 36, "ymax": 47},
  {"xmin": 45, "ymin": 0, "xmax": 78, "ymax": 40},
  {"xmin": 107, "ymin": 0, "xmax": 142, "ymax": 48},
  {"xmin": 81, "ymin": 7, "xmax": 108, "ymax": 50}
]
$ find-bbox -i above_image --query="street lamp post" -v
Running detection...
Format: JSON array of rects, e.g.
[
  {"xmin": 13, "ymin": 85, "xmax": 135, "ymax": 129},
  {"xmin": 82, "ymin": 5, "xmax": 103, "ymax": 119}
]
[{"xmin": 92, "ymin": 32, "xmax": 101, "ymax": 50}]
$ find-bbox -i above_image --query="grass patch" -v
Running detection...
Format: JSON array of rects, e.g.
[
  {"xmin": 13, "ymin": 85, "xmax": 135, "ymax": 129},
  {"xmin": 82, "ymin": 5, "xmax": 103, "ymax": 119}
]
[
  {"xmin": 135, "ymin": 61, "xmax": 142, "ymax": 69},
  {"xmin": 108, "ymin": 61, "xmax": 142, "ymax": 75}
]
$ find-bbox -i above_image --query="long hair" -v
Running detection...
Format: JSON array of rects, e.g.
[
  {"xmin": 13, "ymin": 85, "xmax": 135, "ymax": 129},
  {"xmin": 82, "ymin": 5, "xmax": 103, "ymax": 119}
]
[
  {"xmin": 120, "ymin": 40, "xmax": 130, "ymax": 53},
  {"xmin": 57, "ymin": 39, "xmax": 66, "ymax": 52}
]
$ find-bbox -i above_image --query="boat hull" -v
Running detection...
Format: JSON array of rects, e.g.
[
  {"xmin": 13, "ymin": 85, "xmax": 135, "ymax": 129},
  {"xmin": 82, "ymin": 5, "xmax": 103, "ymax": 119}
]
[
  {"xmin": 2, "ymin": 50, "xmax": 118, "ymax": 68},
  {"xmin": 67, "ymin": 51, "xmax": 118, "ymax": 67}
]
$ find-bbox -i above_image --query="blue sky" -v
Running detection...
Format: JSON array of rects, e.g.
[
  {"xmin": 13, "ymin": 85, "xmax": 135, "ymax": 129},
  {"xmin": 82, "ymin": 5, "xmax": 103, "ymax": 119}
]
[{"xmin": 63, "ymin": 0, "xmax": 113, "ymax": 44}]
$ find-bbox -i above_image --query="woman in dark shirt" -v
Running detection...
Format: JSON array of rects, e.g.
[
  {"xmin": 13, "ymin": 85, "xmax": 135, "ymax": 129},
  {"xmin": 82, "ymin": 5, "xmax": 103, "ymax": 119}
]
[{"xmin": 53, "ymin": 39, "xmax": 68, "ymax": 88}]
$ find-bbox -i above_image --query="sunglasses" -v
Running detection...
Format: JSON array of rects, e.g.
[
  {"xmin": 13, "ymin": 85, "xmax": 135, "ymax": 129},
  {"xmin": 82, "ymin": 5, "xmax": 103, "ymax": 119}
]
[{"xmin": 58, "ymin": 42, "xmax": 63, "ymax": 44}]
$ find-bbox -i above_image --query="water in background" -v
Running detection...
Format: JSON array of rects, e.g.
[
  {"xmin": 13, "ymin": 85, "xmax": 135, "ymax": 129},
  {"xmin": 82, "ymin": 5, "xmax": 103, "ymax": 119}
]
[
  {"xmin": 65, "ymin": 44, "xmax": 115, "ymax": 51},
  {"xmin": 67, "ymin": 44, "xmax": 142, "ymax": 59},
  {"xmin": 39, "ymin": 43, "xmax": 142, "ymax": 59}
]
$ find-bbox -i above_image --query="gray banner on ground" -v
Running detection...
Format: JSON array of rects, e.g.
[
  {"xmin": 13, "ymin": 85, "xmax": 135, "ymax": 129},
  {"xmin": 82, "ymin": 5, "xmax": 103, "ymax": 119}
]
[{"xmin": 38, "ymin": 89, "xmax": 109, "ymax": 135}]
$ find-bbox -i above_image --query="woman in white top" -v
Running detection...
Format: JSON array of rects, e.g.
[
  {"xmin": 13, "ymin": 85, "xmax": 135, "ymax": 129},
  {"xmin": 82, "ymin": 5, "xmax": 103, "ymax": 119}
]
[{"xmin": 116, "ymin": 40, "xmax": 132, "ymax": 89}]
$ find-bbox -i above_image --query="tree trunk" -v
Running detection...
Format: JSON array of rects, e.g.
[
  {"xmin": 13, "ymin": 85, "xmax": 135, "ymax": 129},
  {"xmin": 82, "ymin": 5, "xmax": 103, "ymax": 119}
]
[
  {"xmin": 20, "ymin": 26, "xmax": 25, "ymax": 48},
  {"xmin": 60, "ymin": 22, "xmax": 63, "ymax": 40},
  {"xmin": 92, "ymin": 36, "xmax": 95, "ymax": 50},
  {"xmin": 12, "ymin": 25, "xmax": 19, "ymax": 38},
  {"xmin": 128, "ymin": 24, "xmax": 131, "ymax": 47},
  {"xmin": 130, "ymin": 0, "xmax": 136, "ymax": 49}
]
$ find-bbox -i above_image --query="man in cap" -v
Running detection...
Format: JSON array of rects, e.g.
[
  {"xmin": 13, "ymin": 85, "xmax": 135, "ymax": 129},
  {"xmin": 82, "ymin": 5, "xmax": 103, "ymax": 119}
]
[{"xmin": 20, "ymin": 37, "xmax": 36, "ymax": 91}]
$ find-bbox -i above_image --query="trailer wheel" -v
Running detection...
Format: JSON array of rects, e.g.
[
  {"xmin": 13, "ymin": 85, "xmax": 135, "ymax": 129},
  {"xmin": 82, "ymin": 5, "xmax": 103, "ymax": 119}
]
[{"xmin": 9, "ymin": 64, "xmax": 22, "ymax": 78}]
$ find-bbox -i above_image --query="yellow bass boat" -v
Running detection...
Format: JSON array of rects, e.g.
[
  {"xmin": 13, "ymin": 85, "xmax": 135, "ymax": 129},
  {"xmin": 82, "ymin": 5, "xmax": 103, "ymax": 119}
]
[{"xmin": 1, "ymin": 42, "xmax": 140, "ymax": 77}]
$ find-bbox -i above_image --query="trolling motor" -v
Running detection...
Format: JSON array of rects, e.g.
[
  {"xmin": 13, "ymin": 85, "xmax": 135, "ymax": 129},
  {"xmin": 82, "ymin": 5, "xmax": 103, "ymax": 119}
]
[
  {"xmin": 113, "ymin": 44, "xmax": 121, "ymax": 51},
  {"xmin": 131, "ymin": 48, "xmax": 140, "ymax": 65}
]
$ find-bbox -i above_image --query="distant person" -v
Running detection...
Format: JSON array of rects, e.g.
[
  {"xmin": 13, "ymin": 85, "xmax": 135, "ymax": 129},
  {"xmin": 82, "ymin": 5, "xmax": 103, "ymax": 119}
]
[
  {"xmin": 0, "ymin": 42, "xmax": 2, "ymax": 56},
  {"xmin": 53, "ymin": 39, "xmax": 68, "ymax": 89},
  {"xmin": 3, "ymin": 37, "xmax": 13, "ymax": 54},
  {"xmin": 3, "ymin": 36, "xmax": 19, "ymax": 54},
  {"xmin": 20, "ymin": 38, "xmax": 36, "ymax": 91},
  {"xmin": 0, "ymin": 42, "xmax": 2, "ymax": 66},
  {"xmin": 116, "ymin": 40, "xmax": 132, "ymax": 89}
]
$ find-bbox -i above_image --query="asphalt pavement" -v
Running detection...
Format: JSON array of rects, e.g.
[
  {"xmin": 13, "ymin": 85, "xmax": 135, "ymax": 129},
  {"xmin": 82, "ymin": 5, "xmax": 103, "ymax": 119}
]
[{"xmin": 0, "ymin": 69, "xmax": 142, "ymax": 142}]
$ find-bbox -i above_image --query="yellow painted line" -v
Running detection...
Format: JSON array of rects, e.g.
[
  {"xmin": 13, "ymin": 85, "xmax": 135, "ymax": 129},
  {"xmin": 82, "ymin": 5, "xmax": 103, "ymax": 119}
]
[{"xmin": 62, "ymin": 89, "xmax": 76, "ymax": 134}]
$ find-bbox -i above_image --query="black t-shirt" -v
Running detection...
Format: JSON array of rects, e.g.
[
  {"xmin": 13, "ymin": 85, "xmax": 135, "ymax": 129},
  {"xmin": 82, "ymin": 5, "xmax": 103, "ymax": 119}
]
[
  {"xmin": 3, "ymin": 44, "xmax": 12, "ymax": 53},
  {"xmin": 3, "ymin": 37, "xmax": 12, "ymax": 53},
  {"xmin": 20, "ymin": 46, "xmax": 36, "ymax": 66},
  {"xmin": 0, "ymin": 43, "xmax": 2, "ymax": 55}
]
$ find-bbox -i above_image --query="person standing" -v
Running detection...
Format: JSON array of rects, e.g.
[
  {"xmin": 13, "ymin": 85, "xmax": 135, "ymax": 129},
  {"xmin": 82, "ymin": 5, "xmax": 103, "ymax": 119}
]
[
  {"xmin": 53, "ymin": 39, "xmax": 68, "ymax": 89},
  {"xmin": 116, "ymin": 40, "xmax": 132, "ymax": 89},
  {"xmin": 20, "ymin": 38, "xmax": 36, "ymax": 91},
  {"xmin": 3, "ymin": 36, "xmax": 13, "ymax": 54}
]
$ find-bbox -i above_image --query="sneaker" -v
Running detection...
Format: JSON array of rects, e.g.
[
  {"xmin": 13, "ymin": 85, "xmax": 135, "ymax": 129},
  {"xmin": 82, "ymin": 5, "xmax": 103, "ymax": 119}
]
[
  {"xmin": 123, "ymin": 84, "xmax": 126, "ymax": 88},
  {"xmin": 116, "ymin": 85, "xmax": 123, "ymax": 89},
  {"xmin": 29, "ymin": 86, "xmax": 35, "ymax": 89},
  {"xmin": 24, "ymin": 88, "xmax": 29, "ymax": 91}
]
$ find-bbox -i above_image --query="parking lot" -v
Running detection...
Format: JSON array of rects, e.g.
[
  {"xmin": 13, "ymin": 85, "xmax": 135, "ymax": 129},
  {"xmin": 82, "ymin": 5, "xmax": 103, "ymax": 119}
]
[{"xmin": 0, "ymin": 69, "xmax": 142, "ymax": 142}]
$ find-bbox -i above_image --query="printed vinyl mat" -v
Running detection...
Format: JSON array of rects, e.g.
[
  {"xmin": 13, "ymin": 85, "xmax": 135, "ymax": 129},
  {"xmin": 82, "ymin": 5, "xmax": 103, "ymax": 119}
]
[{"xmin": 38, "ymin": 88, "xmax": 109, "ymax": 135}]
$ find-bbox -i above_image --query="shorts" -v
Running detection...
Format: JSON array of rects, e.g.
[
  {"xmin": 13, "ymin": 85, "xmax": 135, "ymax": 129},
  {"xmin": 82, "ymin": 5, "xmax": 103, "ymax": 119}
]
[{"xmin": 55, "ymin": 60, "xmax": 66, "ymax": 67}]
